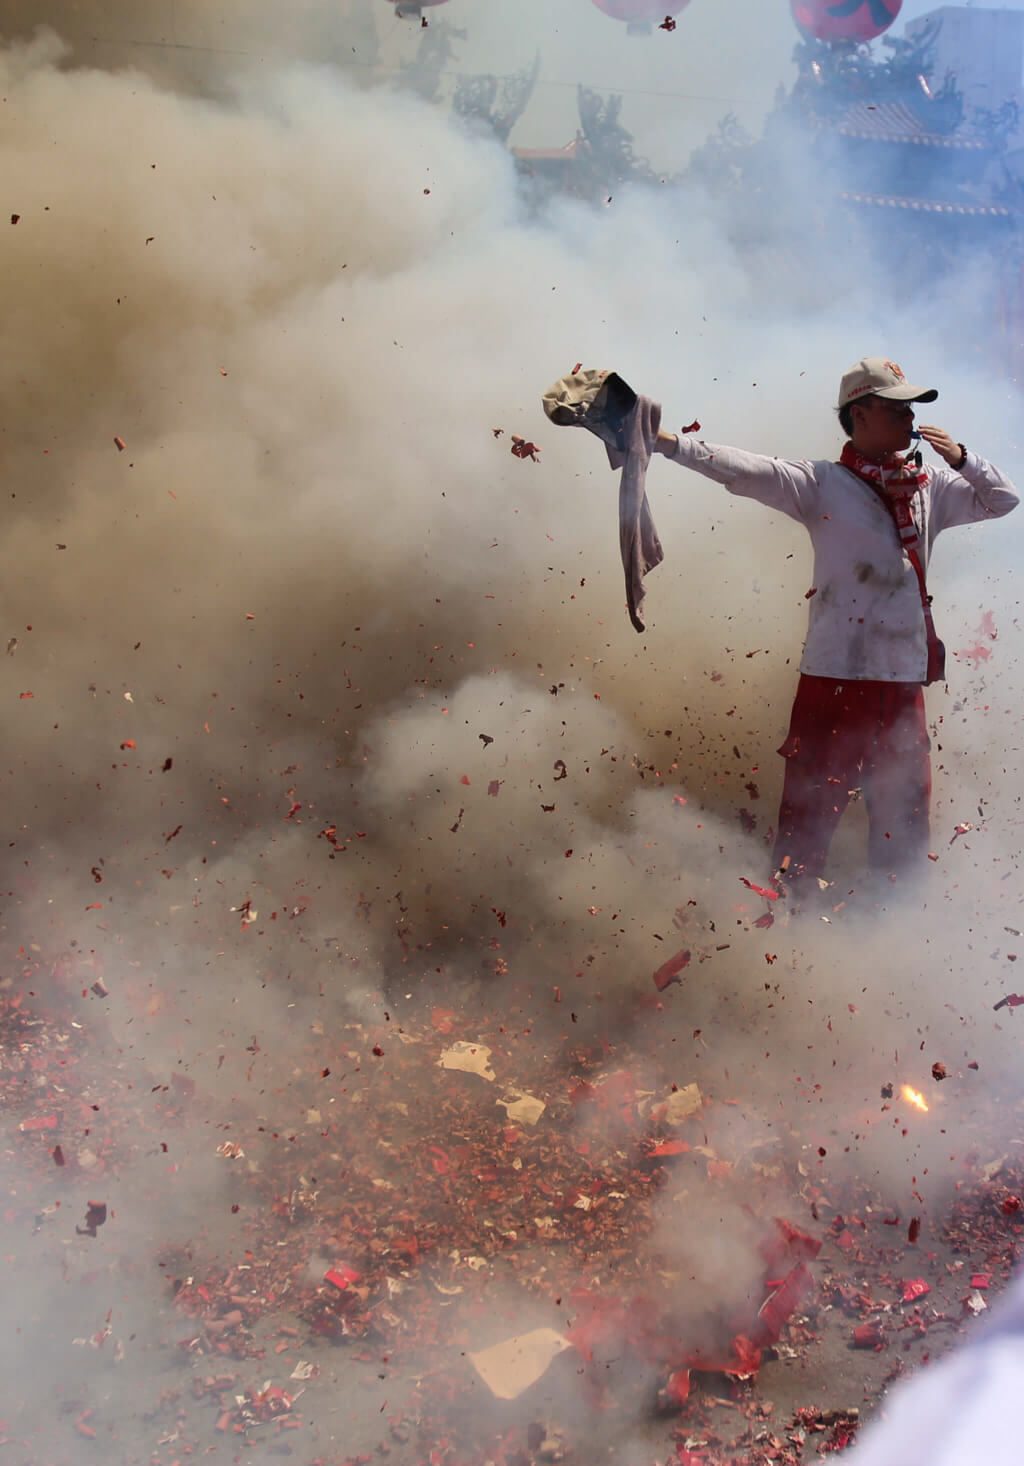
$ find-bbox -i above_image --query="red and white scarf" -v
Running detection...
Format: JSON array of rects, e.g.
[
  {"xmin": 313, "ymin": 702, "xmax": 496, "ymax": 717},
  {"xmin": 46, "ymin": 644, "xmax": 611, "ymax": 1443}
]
[
  {"xmin": 839, "ymin": 441, "xmax": 927, "ymax": 495},
  {"xmin": 837, "ymin": 442, "xmax": 945, "ymax": 684}
]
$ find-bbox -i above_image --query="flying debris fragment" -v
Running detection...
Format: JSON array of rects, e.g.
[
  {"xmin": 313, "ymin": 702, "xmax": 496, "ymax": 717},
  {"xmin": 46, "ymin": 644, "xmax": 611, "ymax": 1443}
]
[
  {"xmin": 510, "ymin": 434, "xmax": 540, "ymax": 462},
  {"xmin": 652, "ymin": 946, "xmax": 690, "ymax": 991},
  {"xmin": 590, "ymin": 0, "xmax": 692, "ymax": 38},
  {"xmin": 76, "ymin": 1201, "xmax": 108, "ymax": 1237}
]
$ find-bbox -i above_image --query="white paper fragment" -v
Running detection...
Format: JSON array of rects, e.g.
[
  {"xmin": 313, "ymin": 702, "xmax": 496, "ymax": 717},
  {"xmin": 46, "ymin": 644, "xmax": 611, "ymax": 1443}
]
[
  {"xmin": 497, "ymin": 1091, "xmax": 546, "ymax": 1125},
  {"xmin": 980, "ymin": 1155, "xmax": 1008, "ymax": 1183},
  {"xmin": 439, "ymin": 1041, "xmax": 496, "ymax": 1082},
  {"xmin": 664, "ymin": 1084, "xmax": 702, "ymax": 1125},
  {"xmin": 290, "ymin": 1360, "xmax": 318, "ymax": 1380},
  {"xmin": 469, "ymin": 1327, "xmax": 572, "ymax": 1400}
]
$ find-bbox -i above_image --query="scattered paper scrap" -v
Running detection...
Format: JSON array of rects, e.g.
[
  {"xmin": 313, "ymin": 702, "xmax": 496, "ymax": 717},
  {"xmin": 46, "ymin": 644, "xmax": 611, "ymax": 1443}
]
[
  {"xmin": 468, "ymin": 1328, "xmax": 572, "ymax": 1400},
  {"xmin": 664, "ymin": 1083, "xmax": 702, "ymax": 1124},
  {"xmin": 439, "ymin": 1041, "xmax": 496, "ymax": 1082},
  {"xmin": 497, "ymin": 1091, "xmax": 546, "ymax": 1126}
]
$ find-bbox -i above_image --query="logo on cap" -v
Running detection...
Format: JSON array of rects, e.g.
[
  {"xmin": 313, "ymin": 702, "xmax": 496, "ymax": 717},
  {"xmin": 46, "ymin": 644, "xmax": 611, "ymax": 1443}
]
[{"xmin": 883, "ymin": 361, "xmax": 905, "ymax": 380}]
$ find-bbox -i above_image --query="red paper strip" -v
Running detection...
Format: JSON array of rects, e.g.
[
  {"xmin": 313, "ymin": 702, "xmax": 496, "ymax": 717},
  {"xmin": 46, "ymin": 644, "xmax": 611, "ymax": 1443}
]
[
  {"xmin": 652, "ymin": 948, "xmax": 691, "ymax": 991},
  {"xmin": 740, "ymin": 877, "xmax": 779, "ymax": 901},
  {"xmin": 324, "ymin": 1264, "xmax": 362, "ymax": 1290}
]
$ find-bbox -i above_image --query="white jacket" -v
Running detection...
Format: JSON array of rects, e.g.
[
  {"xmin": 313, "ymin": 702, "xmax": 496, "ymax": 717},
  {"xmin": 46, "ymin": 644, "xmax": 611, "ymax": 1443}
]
[{"xmin": 669, "ymin": 437, "xmax": 1019, "ymax": 682}]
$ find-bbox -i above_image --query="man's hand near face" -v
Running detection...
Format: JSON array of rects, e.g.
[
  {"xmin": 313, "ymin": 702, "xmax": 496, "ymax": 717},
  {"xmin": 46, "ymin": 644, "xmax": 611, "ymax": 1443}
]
[{"xmin": 917, "ymin": 425, "xmax": 966, "ymax": 468}]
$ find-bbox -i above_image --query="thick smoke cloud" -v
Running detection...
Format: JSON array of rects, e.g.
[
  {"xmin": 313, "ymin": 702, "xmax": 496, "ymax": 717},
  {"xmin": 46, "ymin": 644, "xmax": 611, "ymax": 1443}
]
[{"xmin": 3, "ymin": 6, "xmax": 1024, "ymax": 1462}]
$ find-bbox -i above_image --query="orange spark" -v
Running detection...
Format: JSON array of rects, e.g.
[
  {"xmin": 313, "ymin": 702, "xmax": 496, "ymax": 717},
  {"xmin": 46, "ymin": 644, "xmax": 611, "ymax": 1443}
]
[{"xmin": 902, "ymin": 1085, "xmax": 929, "ymax": 1113}]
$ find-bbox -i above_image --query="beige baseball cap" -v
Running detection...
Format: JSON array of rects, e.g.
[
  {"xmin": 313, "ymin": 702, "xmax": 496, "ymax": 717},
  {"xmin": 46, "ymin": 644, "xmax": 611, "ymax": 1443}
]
[{"xmin": 838, "ymin": 357, "xmax": 937, "ymax": 409}]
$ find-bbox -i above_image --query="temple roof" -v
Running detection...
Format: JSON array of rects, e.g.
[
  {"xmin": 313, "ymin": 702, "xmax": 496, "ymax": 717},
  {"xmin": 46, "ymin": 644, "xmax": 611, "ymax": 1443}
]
[
  {"xmin": 840, "ymin": 188, "xmax": 1011, "ymax": 216},
  {"xmin": 815, "ymin": 100, "xmax": 991, "ymax": 149},
  {"xmin": 512, "ymin": 139, "xmax": 582, "ymax": 162}
]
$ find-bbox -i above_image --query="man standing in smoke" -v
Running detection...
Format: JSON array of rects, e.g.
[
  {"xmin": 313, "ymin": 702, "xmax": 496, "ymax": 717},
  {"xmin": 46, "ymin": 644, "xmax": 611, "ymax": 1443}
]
[{"xmin": 653, "ymin": 358, "xmax": 1018, "ymax": 900}]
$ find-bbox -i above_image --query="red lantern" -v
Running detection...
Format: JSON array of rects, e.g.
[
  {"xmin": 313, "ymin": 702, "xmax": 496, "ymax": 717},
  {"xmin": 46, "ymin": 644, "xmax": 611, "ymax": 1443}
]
[
  {"xmin": 590, "ymin": 0, "xmax": 692, "ymax": 38},
  {"xmin": 386, "ymin": 0, "xmax": 449, "ymax": 18},
  {"xmin": 790, "ymin": 0, "xmax": 902, "ymax": 43}
]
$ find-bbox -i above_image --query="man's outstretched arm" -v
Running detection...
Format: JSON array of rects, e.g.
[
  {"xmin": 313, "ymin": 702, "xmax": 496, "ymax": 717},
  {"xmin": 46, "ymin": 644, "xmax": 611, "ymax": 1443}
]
[{"xmin": 653, "ymin": 427, "xmax": 820, "ymax": 524}]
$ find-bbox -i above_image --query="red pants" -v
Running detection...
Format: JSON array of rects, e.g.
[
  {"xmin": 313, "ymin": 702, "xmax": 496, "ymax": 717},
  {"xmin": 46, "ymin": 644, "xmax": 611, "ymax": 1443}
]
[{"xmin": 772, "ymin": 675, "xmax": 931, "ymax": 880}]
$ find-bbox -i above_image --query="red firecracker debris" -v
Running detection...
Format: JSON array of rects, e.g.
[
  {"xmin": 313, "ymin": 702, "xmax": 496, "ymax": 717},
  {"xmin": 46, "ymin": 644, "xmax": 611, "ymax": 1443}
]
[
  {"xmin": 681, "ymin": 419, "xmax": 701, "ymax": 434},
  {"xmin": 5, "ymin": 939, "xmax": 1019, "ymax": 1464},
  {"xmin": 19, "ymin": 1115, "xmax": 58, "ymax": 1131},
  {"xmin": 740, "ymin": 877, "xmax": 779, "ymax": 901},
  {"xmin": 324, "ymin": 1264, "xmax": 362, "ymax": 1291},
  {"xmin": 931, "ymin": 1062, "xmax": 947, "ymax": 1081},
  {"xmin": 510, "ymin": 435, "xmax": 540, "ymax": 462},
  {"xmin": 659, "ymin": 14, "xmax": 676, "ymax": 28},
  {"xmin": 751, "ymin": 1262, "xmax": 814, "ymax": 1346},
  {"xmin": 647, "ymin": 1138, "xmax": 689, "ymax": 1157},
  {"xmin": 653, "ymin": 947, "xmax": 691, "ymax": 991},
  {"xmin": 993, "ymin": 993, "xmax": 1024, "ymax": 1011},
  {"xmin": 901, "ymin": 1278, "xmax": 930, "ymax": 1302}
]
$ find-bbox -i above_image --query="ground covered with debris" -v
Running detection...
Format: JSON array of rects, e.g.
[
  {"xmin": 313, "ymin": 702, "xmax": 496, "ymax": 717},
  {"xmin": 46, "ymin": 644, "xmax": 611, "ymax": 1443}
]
[{"xmin": 4, "ymin": 927, "xmax": 1023, "ymax": 1466}]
